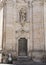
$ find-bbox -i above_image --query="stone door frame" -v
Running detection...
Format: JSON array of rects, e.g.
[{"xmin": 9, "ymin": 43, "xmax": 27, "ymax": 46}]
[
  {"xmin": 18, "ymin": 38, "xmax": 27, "ymax": 56},
  {"xmin": 16, "ymin": 36, "xmax": 29, "ymax": 57}
]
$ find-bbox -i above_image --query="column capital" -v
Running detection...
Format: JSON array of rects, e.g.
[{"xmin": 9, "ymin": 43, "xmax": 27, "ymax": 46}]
[{"xmin": 31, "ymin": 0, "xmax": 44, "ymax": 6}]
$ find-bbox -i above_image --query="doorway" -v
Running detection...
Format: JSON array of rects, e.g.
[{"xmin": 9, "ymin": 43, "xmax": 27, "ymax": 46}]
[{"xmin": 18, "ymin": 38, "xmax": 27, "ymax": 56}]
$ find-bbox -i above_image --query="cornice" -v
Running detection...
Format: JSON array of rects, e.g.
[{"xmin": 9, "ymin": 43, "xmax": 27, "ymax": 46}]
[{"xmin": 31, "ymin": 0, "xmax": 44, "ymax": 6}]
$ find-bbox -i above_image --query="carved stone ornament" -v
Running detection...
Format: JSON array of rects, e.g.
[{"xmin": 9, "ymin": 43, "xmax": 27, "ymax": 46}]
[{"xmin": 19, "ymin": 7, "xmax": 27, "ymax": 26}]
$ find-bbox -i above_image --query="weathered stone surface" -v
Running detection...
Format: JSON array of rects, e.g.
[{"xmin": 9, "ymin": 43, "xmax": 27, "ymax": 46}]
[{"xmin": 2, "ymin": 0, "xmax": 45, "ymax": 58}]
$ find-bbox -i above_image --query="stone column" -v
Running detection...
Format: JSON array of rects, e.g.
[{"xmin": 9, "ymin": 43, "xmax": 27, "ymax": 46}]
[
  {"xmin": 3, "ymin": 0, "xmax": 7, "ymax": 50},
  {"xmin": 32, "ymin": 0, "xmax": 44, "ymax": 58},
  {"xmin": 44, "ymin": 0, "xmax": 46, "ymax": 52},
  {"xmin": 0, "ymin": 8, "xmax": 3, "ymax": 63}
]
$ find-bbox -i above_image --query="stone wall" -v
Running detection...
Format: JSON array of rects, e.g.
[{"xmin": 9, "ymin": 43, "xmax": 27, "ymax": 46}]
[{"xmin": 3, "ymin": 0, "xmax": 45, "ymax": 58}]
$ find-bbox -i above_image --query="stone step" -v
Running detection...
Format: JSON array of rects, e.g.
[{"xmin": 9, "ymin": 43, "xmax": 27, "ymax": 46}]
[{"xmin": 17, "ymin": 56, "xmax": 32, "ymax": 61}]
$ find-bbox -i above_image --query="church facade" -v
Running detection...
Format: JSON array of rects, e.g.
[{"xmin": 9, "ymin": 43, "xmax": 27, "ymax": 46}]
[{"xmin": 2, "ymin": 0, "xmax": 46, "ymax": 59}]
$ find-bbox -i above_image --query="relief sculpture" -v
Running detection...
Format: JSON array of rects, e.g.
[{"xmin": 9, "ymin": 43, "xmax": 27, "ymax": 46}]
[{"xmin": 19, "ymin": 8, "xmax": 27, "ymax": 23}]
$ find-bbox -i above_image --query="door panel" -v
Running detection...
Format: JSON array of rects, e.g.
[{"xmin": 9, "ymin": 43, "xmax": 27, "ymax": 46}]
[{"xmin": 18, "ymin": 38, "xmax": 27, "ymax": 56}]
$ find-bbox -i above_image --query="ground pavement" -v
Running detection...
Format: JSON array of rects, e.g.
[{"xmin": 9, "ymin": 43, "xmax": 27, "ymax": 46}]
[{"xmin": 13, "ymin": 61, "xmax": 46, "ymax": 65}]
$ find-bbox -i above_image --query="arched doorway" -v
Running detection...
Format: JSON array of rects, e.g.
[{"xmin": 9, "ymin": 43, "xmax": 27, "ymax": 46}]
[{"xmin": 18, "ymin": 38, "xmax": 27, "ymax": 56}]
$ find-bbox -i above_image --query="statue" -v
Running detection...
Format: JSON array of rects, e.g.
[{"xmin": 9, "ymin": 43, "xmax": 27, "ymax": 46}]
[{"xmin": 19, "ymin": 8, "xmax": 26, "ymax": 23}]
